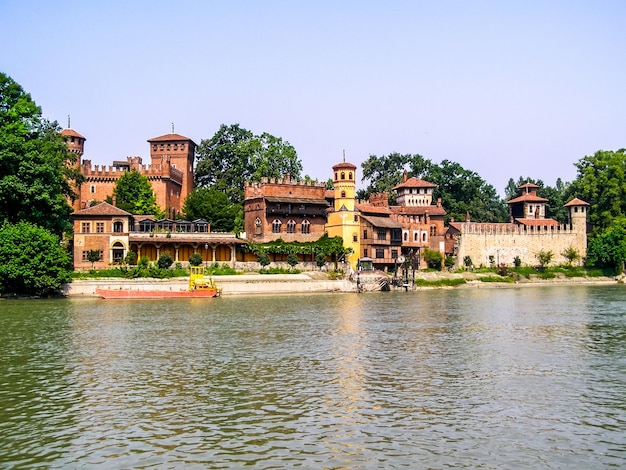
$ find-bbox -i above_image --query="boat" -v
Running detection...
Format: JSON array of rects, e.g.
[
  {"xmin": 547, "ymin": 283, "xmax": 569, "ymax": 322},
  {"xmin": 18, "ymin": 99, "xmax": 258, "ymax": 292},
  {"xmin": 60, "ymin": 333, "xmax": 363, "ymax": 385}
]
[{"xmin": 96, "ymin": 266, "xmax": 222, "ymax": 299}]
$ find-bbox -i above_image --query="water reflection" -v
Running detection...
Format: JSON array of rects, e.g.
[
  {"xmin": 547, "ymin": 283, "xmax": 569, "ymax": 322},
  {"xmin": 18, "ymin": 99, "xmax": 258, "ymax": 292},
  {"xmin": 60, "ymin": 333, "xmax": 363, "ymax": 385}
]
[{"xmin": 0, "ymin": 286, "xmax": 625, "ymax": 467}]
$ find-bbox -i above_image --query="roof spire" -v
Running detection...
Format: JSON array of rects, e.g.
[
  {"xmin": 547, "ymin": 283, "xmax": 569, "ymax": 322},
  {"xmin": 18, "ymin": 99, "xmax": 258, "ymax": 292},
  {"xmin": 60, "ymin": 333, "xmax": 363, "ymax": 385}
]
[
  {"xmin": 342, "ymin": 149, "xmax": 345, "ymax": 163},
  {"xmin": 171, "ymin": 122, "xmax": 175, "ymax": 133},
  {"xmin": 68, "ymin": 114, "xmax": 71, "ymax": 129}
]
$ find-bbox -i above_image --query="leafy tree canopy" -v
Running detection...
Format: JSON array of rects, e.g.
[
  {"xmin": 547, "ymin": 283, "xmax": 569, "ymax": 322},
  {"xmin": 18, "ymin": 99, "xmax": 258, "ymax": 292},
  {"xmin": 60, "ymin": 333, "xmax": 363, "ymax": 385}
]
[
  {"xmin": 0, "ymin": 72, "xmax": 83, "ymax": 235},
  {"xmin": 569, "ymin": 149, "xmax": 626, "ymax": 233},
  {"xmin": 585, "ymin": 217, "xmax": 626, "ymax": 273},
  {"xmin": 358, "ymin": 152, "xmax": 507, "ymax": 222},
  {"xmin": 108, "ymin": 168, "xmax": 163, "ymax": 217},
  {"xmin": 194, "ymin": 124, "xmax": 304, "ymax": 205},
  {"xmin": 182, "ymin": 187, "xmax": 241, "ymax": 232},
  {"xmin": 0, "ymin": 221, "xmax": 72, "ymax": 296}
]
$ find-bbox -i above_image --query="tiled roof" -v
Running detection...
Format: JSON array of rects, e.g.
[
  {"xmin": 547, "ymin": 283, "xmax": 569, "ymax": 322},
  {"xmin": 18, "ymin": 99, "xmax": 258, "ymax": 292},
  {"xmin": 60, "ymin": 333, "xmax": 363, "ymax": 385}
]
[
  {"xmin": 564, "ymin": 198, "xmax": 590, "ymax": 207},
  {"xmin": 507, "ymin": 193, "xmax": 548, "ymax": 204},
  {"xmin": 147, "ymin": 133, "xmax": 194, "ymax": 143},
  {"xmin": 61, "ymin": 128, "xmax": 85, "ymax": 139},
  {"xmin": 356, "ymin": 203, "xmax": 392, "ymax": 215},
  {"xmin": 393, "ymin": 177, "xmax": 436, "ymax": 190},
  {"xmin": 391, "ymin": 205, "xmax": 446, "ymax": 216},
  {"xmin": 360, "ymin": 215, "xmax": 403, "ymax": 229},
  {"xmin": 72, "ymin": 202, "xmax": 132, "ymax": 217},
  {"xmin": 332, "ymin": 161, "xmax": 357, "ymax": 170}
]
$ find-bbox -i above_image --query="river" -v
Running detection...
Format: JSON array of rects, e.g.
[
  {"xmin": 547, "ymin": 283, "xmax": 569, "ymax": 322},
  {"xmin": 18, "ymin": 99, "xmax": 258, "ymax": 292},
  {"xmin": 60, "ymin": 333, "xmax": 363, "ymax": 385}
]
[{"xmin": 0, "ymin": 285, "xmax": 625, "ymax": 468}]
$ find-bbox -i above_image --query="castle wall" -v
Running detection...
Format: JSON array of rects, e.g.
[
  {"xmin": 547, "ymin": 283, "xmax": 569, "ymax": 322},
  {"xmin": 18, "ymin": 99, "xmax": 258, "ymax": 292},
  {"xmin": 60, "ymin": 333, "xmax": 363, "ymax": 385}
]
[{"xmin": 454, "ymin": 223, "xmax": 587, "ymax": 267}]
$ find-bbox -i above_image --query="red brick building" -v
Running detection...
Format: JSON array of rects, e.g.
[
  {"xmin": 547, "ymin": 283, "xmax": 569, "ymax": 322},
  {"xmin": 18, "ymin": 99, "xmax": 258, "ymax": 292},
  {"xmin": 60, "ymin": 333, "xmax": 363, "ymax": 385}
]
[
  {"xmin": 63, "ymin": 129, "xmax": 196, "ymax": 218},
  {"xmin": 243, "ymin": 175, "xmax": 329, "ymax": 243}
]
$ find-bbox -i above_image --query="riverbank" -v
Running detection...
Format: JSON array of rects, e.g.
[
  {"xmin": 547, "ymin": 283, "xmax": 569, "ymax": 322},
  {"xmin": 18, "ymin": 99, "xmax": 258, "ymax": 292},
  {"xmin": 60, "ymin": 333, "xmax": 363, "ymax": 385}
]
[{"xmin": 62, "ymin": 270, "xmax": 621, "ymax": 297}]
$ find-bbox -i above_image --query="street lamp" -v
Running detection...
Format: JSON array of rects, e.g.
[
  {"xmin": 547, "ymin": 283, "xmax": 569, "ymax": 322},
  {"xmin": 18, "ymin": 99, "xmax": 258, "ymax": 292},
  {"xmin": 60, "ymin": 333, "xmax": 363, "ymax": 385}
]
[{"xmin": 204, "ymin": 243, "xmax": 208, "ymax": 268}]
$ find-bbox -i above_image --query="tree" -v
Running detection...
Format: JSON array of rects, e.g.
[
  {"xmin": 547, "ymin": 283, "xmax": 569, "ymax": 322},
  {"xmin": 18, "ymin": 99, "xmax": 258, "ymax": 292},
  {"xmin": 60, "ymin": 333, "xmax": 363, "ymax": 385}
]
[
  {"xmin": 359, "ymin": 153, "xmax": 507, "ymax": 222},
  {"xmin": 87, "ymin": 249, "xmax": 101, "ymax": 269},
  {"xmin": 0, "ymin": 221, "xmax": 72, "ymax": 296},
  {"xmin": 585, "ymin": 218, "xmax": 626, "ymax": 273},
  {"xmin": 561, "ymin": 246, "xmax": 580, "ymax": 266},
  {"xmin": 287, "ymin": 252, "xmax": 299, "ymax": 269},
  {"xmin": 195, "ymin": 124, "xmax": 303, "ymax": 206},
  {"xmin": 257, "ymin": 251, "xmax": 271, "ymax": 269},
  {"xmin": 424, "ymin": 248, "xmax": 443, "ymax": 270},
  {"xmin": 536, "ymin": 250, "xmax": 554, "ymax": 269},
  {"xmin": 109, "ymin": 168, "xmax": 162, "ymax": 216},
  {"xmin": 569, "ymin": 149, "xmax": 626, "ymax": 234},
  {"xmin": 182, "ymin": 187, "xmax": 240, "ymax": 232},
  {"xmin": 0, "ymin": 73, "xmax": 83, "ymax": 235}
]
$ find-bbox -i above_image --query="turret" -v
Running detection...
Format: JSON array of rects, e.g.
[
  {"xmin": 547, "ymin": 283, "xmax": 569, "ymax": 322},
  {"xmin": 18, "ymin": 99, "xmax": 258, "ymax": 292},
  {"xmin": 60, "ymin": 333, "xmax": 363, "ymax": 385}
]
[
  {"xmin": 565, "ymin": 198, "xmax": 590, "ymax": 232},
  {"xmin": 61, "ymin": 128, "xmax": 86, "ymax": 161},
  {"xmin": 332, "ymin": 161, "xmax": 357, "ymax": 212}
]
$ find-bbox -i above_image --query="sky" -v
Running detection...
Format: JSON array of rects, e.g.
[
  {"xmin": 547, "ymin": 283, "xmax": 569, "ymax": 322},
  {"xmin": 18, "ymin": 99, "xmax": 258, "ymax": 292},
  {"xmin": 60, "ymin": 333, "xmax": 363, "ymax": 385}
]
[{"xmin": 1, "ymin": 0, "xmax": 624, "ymax": 196}]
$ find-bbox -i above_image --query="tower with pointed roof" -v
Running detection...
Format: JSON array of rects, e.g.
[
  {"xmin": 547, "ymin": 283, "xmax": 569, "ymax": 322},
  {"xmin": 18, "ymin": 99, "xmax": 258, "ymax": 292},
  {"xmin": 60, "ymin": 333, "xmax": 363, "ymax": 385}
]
[{"xmin": 326, "ymin": 160, "xmax": 360, "ymax": 270}]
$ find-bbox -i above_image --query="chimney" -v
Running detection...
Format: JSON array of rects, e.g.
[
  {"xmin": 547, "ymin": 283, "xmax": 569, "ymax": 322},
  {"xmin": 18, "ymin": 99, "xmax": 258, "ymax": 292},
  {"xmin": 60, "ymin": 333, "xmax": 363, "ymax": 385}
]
[{"xmin": 403, "ymin": 170, "xmax": 408, "ymax": 182}]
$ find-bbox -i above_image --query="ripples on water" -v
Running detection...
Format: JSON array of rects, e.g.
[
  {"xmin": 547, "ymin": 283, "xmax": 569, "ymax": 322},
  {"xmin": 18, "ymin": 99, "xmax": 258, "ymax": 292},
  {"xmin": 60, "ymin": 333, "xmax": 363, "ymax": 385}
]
[{"xmin": 0, "ymin": 285, "xmax": 625, "ymax": 468}]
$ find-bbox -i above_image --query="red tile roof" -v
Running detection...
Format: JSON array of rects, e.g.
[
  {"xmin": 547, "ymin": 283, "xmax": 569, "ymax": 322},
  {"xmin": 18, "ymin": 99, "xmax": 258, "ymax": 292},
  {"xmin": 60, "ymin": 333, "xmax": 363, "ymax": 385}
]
[
  {"xmin": 507, "ymin": 193, "xmax": 548, "ymax": 204},
  {"xmin": 147, "ymin": 133, "xmax": 194, "ymax": 143},
  {"xmin": 564, "ymin": 198, "xmax": 590, "ymax": 207},
  {"xmin": 72, "ymin": 202, "xmax": 132, "ymax": 217},
  {"xmin": 332, "ymin": 161, "xmax": 357, "ymax": 170},
  {"xmin": 61, "ymin": 128, "xmax": 85, "ymax": 139},
  {"xmin": 391, "ymin": 205, "xmax": 446, "ymax": 216},
  {"xmin": 515, "ymin": 218, "xmax": 559, "ymax": 226},
  {"xmin": 393, "ymin": 177, "xmax": 436, "ymax": 190}
]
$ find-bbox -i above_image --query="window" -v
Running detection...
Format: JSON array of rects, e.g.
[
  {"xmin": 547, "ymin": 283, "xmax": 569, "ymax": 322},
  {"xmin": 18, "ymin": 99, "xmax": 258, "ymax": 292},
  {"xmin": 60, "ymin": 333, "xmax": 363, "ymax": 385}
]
[
  {"xmin": 376, "ymin": 248, "xmax": 385, "ymax": 259},
  {"xmin": 348, "ymin": 172, "xmax": 353, "ymax": 179},
  {"xmin": 96, "ymin": 222, "xmax": 104, "ymax": 233},
  {"xmin": 82, "ymin": 250, "xmax": 102, "ymax": 262},
  {"xmin": 341, "ymin": 191, "xmax": 346, "ymax": 198},
  {"xmin": 422, "ymin": 232, "xmax": 427, "ymax": 242},
  {"xmin": 81, "ymin": 222, "xmax": 90, "ymax": 233},
  {"xmin": 113, "ymin": 221, "xmax": 124, "ymax": 233},
  {"xmin": 414, "ymin": 231, "xmax": 418, "ymax": 242},
  {"xmin": 392, "ymin": 249, "xmax": 398, "ymax": 260},
  {"xmin": 430, "ymin": 225, "xmax": 436, "ymax": 236},
  {"xmin": 112, "ymin": 242, "xmax": 124, "ymax": 263},
  {"xmin": 301, "ymin": 220, "xmax": 310, "ymax": 234},
  {"xmin": 341, "ymin": 172, "xmax": 345, "ymax": 180},
  {"xmin": 363, "ymin": 230, "xmax": 368, "ymax": 240},
  {"xmin": 403, "ymin": 232, "xmax": 408, "ymax": 241},
  {"xmin": 255, "ymin": 218, "xmax": 262, "ymax": 235},
  {"xmin": 364, "ymin": 249, "xmax": 368, "ymax": 257},
  {"xmin": 286, "ymin": 219, "xmax": 296, "ymax": 233},
  {"xmin": 272, "ymin": 219, "xmax": 282, "ymax": 233},
  {"xmin": 377, "ymin": 229, "xmax": 386, "ymax": 240},
  {"xmin": 354, "ymin": 215, "xmax": 359, "ymax": 222},
  {"xmin": 353, "ymin": 234, "xmax": 358, "ymax": 242},
  {"xmin": 90, "ymin": 185, "xmax": 96, "ymax": 194}
]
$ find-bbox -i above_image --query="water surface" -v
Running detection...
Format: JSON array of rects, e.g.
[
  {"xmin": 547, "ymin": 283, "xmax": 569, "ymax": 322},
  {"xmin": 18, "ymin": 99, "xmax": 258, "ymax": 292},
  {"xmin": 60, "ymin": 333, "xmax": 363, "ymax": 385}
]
[{"xmin": 1, "ymin": 285, "xmax": 625, "ymax": 468}]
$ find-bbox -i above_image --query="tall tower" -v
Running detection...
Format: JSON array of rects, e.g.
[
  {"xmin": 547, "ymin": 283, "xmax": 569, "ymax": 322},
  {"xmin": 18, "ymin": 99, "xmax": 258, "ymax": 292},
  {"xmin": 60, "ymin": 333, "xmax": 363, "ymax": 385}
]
[
  {"xmin": 326, "ymin": 160, "xmax": 360, "ymax": 271},
  {"xmin": 61, "ymin": 128, "xmax": 86, "ymax": 163},
  {"xmin": 147, "ymin": 133, "xmax": 196, "ymax": 201}
]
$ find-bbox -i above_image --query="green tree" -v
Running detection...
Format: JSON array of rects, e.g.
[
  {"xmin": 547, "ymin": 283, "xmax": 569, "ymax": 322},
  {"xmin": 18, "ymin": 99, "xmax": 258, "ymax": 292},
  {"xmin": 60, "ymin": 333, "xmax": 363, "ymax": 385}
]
[
  {"xmin": 0, "ymin": 73, "xmax": 83, "ymax": 235},
  {"xmin": 182, "ymin": 187, "xmax": 240, "ymax": 232},
  {"xmin": 109, "ymin": 168, "xmax": 162, "ymax": 216},
  {"xmin": 585, "ymin": 218, "xmax": 626, "ymax": 273},
  {"xmin": 287, "ymin": 252, "xmax": 299, "ymax": 269},
  {"xmin": 536, "ymin": 250, "xmax": 554, "ymax": 269},
  {"xmin": 87, "ymin": 249, "xmax": 101, "ymax": 269},
  {"xmin": 257, "ymin": 251, "xmax": 271, "ymax": 268},
  {"xmin": 424, "ymin": 248, "xmax": 443, "ymax": 270},
  {"xmin": 195, "ymin": 124, "xmax": 303, "ymax": 205},
  {"xmin": 0, "ymin": 221, "xmax": 72, "ymax": 296},
  {"xmin": 561, "ymin": 246, "xmax": 580, "ymax": 266},
  {"xmin": 569, "ymin": 149, "xmax": 626, "ymax": 233}
]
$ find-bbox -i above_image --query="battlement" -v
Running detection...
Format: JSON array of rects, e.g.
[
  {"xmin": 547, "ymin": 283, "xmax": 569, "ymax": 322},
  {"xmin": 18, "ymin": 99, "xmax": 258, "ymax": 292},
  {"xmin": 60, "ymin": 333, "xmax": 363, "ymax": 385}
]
[
  {"xmin": 81, "ymin": 157, "xmax": 183, "ymax": 185},
  {"xmin": 454, "ymin": 222, "xmax": 579, "ymax": 236},
  {"xmin": 244, "ymin": 176, "xmax": 326, "ymax": 188}
]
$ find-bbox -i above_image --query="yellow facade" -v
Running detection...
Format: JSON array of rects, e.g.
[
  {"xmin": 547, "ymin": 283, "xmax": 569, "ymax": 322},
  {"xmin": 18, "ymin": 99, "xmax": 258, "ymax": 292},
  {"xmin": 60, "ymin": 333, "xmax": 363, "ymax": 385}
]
[{"xmin": 326, "ymin": 162, "xmax": 361, "ymax": 271}]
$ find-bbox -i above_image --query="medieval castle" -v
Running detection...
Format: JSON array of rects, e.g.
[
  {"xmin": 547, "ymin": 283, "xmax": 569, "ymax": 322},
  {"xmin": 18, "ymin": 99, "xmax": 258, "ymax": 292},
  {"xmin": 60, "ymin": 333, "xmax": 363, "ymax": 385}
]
[{"xmin": 66, "ymin": 128, "xmax": 589, "ymax": 272}]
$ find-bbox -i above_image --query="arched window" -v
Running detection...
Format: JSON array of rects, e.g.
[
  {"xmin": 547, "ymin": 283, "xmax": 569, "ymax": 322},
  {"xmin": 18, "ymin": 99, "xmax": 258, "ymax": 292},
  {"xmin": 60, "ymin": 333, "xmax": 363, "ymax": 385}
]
[
  {"xmin": 112, "ymin": 241, "xmax": 125, "ymax": 263},
  {"xmin": 286, "ymin": 219, "xmax": 296, "ymax": 234},
  {"xmin": 422, "ymin": 232, "xmax": 427, "ymax": 242},
  {"xmin": 341, "ymin": 172, "xmax": 345, "ymax": 180},
  {"xmin": 272, "ymin": 219, "xmax": 282, "ymax": 233},
  {"xmin": 255, "ymin": 217, "xmax": 262, "ymax": 235},
  {"xmin": 403, "ymin": 232, "xmax": 408, "ymax": 241},
  {"xmin": 348, "ymin": 172, "xmax": 353, "ymax": 180},
  {"xmin": 113, "ymin": 221, "xmax": 124, "ymax": 233},
  {"xmin": 301, "ymin": 220, "xmax": 310, "ymax": 234},
  {"xmin": 341, "ymin": 190, "xmax": 346, "ymax": 198}
]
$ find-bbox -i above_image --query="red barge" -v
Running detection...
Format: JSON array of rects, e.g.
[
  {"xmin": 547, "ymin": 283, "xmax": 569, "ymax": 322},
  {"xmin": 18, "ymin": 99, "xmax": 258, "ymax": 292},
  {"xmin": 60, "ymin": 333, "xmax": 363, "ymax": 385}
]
[{"xmin": 96, "ymin": 267, "xmax": 222, "ymax": 299}]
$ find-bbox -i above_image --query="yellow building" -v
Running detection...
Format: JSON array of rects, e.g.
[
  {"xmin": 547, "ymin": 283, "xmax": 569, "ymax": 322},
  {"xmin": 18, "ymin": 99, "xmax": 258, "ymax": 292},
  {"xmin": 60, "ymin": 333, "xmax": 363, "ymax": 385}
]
[{"xmin": 325, "ymin": 161, "xmax": 361, "ymax": 271}]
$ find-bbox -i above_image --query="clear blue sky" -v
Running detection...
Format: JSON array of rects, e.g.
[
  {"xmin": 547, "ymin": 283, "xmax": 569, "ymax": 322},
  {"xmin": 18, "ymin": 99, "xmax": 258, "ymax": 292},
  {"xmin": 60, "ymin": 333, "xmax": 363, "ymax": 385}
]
[{"xmin": 2, "ymin": 0, "xmax": 624, "ymax": 195}]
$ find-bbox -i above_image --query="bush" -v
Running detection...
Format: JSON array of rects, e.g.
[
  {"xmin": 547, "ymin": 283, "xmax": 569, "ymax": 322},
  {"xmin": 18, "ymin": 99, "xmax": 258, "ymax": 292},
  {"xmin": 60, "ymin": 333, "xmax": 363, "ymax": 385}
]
[
  {"xmin": 188, "ymin": 253, "xmax": 203, "ymax": 266},
  {"xmin": 287, "ymin": 252, "xmax": 299, "ymax": 268},
  {"xmin": 157, "ymin": 253, "xmax": 174, "ymax": 270},
  {"xmin": 424, "ymin": 248, "xmax": 443, "ymax": 270}
]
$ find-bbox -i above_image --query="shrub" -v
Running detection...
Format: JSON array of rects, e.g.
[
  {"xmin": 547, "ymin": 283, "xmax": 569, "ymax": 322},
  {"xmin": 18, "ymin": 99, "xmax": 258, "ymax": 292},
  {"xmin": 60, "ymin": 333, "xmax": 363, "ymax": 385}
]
[
  {"xmin": 157, "ymin": 253, "xmax": 174, "ymax": 270},
  {"xmin": 188, "ymin": 253, "xmax": 203, "ymax": 266},
  {"xmin": 424, "ymin": 248, "xmax": 443, "ymax": 270}
]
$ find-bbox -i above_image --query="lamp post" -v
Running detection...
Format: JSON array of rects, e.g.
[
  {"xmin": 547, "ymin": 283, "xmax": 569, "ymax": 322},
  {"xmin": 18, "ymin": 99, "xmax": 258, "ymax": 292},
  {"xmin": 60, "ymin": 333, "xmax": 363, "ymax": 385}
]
[{"xmin": 204, "ymin": 243, "xmax": 208, "ymax": 268}]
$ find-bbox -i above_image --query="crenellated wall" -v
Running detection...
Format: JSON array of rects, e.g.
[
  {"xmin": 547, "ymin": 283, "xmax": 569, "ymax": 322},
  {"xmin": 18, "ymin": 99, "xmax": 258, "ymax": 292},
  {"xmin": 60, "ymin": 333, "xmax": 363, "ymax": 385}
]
[{"xmin": 453, "ymin": 221, "xmax": 587, "ymax": 267}]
